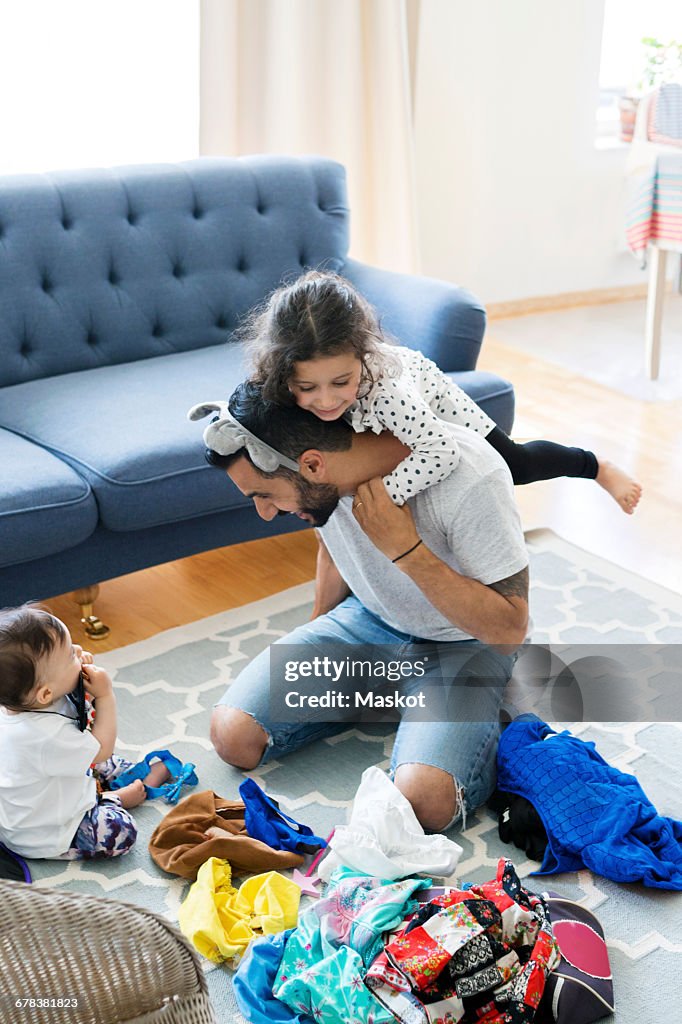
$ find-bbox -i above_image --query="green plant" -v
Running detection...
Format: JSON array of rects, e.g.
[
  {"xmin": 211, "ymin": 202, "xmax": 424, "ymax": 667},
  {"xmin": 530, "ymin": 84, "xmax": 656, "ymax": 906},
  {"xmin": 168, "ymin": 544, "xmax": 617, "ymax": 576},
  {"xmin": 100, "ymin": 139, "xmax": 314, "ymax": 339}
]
[{"xmin": 638, "ymin": 37, "xmax": 682, "ymax": 92}]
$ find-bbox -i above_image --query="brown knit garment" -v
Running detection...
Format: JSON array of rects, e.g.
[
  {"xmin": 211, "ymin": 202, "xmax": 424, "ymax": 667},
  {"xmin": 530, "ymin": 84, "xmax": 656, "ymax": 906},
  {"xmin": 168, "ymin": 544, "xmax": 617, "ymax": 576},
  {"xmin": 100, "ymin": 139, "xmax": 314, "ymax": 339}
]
[{"xmin": 148, "ymin": 790, "xmax": 305, "ymax": 880}]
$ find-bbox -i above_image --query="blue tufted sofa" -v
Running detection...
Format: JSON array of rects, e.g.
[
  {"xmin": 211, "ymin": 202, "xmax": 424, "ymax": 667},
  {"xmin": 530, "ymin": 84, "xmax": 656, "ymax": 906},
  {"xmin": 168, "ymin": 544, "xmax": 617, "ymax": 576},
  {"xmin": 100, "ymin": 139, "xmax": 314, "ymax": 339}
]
[{"xmin": 0, "ymin": 156, "xmax": 514, "ymax": 623}]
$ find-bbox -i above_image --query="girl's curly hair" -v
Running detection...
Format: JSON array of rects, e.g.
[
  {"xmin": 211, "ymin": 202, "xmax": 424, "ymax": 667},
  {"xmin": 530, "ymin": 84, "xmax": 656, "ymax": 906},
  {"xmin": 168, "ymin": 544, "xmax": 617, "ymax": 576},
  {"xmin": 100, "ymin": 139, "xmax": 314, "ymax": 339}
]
[{"xmin": 241, "ymin": 271, "xmax": 395, "ymax": 405}]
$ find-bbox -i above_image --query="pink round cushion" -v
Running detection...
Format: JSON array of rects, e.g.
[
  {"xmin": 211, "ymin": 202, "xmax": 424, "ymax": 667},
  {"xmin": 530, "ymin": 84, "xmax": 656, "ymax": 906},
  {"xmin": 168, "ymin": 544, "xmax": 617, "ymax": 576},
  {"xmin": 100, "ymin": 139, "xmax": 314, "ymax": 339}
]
[{"xmin": 553, "ymin": 919, "xmax": 612, "ymax": 979}]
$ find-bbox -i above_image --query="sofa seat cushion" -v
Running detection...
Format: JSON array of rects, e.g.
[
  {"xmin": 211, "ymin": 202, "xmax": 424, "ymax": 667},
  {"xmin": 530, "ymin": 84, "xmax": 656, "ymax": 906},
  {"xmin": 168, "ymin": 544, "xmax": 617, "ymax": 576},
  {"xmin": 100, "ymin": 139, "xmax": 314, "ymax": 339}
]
[
  {"xmin": 0, "ymin": 429, "xmax": 98, "ymax": 568},
  {"xmin": 0, "ymin": 350, "xmax": 515, "ymax": 537},
  {"xmin": 0, "ymin": 346, "xmax": 251, "ymax": 533}
]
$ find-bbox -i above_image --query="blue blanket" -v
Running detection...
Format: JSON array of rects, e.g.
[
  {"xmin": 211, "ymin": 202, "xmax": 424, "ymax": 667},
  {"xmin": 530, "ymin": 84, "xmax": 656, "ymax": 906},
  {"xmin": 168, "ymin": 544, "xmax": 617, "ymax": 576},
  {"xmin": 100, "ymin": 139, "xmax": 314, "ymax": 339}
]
[{"xmin": 497, "ymin": 718, "xmax": 682, "ymax": 890}]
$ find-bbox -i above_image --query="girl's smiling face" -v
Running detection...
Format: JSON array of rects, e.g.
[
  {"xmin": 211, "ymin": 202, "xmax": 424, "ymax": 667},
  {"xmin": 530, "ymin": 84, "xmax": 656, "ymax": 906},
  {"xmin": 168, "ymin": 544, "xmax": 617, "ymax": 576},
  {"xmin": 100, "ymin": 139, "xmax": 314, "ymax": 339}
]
[{"xmin": 289, "ymin": 352, "xmax": 363, "ymax": 420}]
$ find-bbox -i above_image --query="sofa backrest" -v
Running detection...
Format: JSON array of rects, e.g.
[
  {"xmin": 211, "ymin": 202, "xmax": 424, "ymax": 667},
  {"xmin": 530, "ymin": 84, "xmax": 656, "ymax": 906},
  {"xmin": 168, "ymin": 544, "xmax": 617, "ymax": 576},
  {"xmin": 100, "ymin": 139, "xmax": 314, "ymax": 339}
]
[{"xmin": 0, "ymin": 156, "xmax": 349, "ymax": 388}]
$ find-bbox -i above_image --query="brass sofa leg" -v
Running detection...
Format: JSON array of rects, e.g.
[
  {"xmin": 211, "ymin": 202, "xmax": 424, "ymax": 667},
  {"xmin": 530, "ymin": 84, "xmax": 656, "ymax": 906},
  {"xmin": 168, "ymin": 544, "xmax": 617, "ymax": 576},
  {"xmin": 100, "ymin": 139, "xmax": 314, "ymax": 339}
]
[{"xmin": 71, "ymin": 584, "xmax": 110, "ymax": 640}]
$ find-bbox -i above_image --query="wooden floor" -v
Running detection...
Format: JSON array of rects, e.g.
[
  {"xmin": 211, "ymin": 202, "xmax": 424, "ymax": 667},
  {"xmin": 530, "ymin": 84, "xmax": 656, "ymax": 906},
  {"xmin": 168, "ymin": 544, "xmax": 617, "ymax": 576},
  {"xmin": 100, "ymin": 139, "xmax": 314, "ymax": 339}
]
[
  {"xmin": 479, "ymin": 333, "xmax": 682, "ymax": 597},
  {"xmin": 45, "ymin": 324, "xmax": 682, "ymax": 652}
]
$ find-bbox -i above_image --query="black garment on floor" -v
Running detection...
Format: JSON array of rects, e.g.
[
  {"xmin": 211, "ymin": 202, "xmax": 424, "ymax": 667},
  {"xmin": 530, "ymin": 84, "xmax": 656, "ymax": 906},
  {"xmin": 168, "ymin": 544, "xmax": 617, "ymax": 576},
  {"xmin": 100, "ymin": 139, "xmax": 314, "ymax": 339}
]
[
  {"xmin": 0, "ymin": 843, "xmax": 31, "ymax": 882},
  {"xmin": 487, "ymin": 426, "xmax": 599, "ymax": 485},
  {"xmin": 488, "ymin": 789, "xmax": 548, "ymax": 862}
]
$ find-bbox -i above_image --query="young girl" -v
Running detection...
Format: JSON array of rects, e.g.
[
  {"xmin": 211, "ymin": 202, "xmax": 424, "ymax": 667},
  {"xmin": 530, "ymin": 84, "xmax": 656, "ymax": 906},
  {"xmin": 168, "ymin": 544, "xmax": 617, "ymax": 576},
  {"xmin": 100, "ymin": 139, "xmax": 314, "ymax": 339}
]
[
  {"xmin": 0, "ymin": 606, "xmax": 169, "ymax": 861},
  {"xmin": 245, "ymin": 271, "xmax": 641, "ymax": 513}
]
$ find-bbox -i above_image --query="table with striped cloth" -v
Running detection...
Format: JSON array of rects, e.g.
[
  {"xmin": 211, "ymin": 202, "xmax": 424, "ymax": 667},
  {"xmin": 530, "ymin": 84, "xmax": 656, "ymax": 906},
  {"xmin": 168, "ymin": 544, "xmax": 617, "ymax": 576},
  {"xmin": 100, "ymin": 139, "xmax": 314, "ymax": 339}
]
[
  {"xmin": 626, "ymin": 151, "xmax": 682, "ymax": 259},
  {"xmin": 625, "ymin": 84, "xmax": 682, "ymax": 260},
  {"xmin": 624, "ymin": 84, "xmax": 682, "ymax": 378}
]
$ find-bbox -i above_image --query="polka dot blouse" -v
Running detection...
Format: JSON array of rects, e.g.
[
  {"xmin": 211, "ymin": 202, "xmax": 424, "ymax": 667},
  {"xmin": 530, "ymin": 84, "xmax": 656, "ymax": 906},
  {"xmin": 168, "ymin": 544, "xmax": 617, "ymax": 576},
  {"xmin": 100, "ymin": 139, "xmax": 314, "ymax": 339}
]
[{"xmin": 347, "ymin": 343, "xmax": 495, "ymax": 505}]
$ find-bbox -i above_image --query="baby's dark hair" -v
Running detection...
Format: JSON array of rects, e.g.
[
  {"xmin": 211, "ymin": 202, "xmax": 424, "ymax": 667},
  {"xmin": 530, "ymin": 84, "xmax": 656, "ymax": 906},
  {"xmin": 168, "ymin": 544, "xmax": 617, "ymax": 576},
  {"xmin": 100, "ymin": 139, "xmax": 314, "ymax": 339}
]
[
  {"xmin": 0, "ymin": 606, "xmax": 67, "ymax": 712},
  {"xmin": 242, "ymin": 271, "xmax": 392, "ymax": 405}
]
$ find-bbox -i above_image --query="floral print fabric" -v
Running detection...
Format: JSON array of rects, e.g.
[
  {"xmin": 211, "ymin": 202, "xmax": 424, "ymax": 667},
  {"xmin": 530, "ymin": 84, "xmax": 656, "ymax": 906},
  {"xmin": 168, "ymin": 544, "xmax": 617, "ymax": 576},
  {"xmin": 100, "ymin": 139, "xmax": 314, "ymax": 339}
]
[
  {"xmin": 366, "ymin": 860, "xmax": 560, "ymax": 1024},
  {"xmin": 273, "ymin": 869, "xmax": 432, "ymax": 1024}
]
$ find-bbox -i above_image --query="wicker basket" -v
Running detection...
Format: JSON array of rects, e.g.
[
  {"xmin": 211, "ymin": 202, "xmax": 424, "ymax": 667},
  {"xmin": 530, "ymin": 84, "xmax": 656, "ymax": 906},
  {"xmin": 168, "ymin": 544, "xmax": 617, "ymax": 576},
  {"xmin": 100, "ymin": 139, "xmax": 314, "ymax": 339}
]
[{"xmin": 0, "ymin": 880, "xmax": 217, "ymax": 1024}]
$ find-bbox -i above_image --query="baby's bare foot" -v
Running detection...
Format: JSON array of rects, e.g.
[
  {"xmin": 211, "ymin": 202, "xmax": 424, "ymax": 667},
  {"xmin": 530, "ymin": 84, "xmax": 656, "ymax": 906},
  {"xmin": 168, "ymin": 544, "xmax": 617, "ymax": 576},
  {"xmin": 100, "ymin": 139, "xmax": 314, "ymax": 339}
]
[
  {"xmin": 145, "ymin": 761, "xmax": 172, "ymax": 789},
  {"xmin": 596, "ymin": 460, "xmax": 642, "ymax": 514},
  {"xmin": 115, "ymin": 779, "xmax": 147, "ymax": 809}
]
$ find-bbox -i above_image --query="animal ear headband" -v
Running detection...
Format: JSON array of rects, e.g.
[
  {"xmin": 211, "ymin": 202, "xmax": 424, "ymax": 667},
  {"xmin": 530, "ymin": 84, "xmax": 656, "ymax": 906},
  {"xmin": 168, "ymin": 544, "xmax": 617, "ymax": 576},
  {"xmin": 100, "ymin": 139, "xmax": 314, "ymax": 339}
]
[{"xmin": 187, "ymin": 401, "xmax": 300, "ymax": 473}]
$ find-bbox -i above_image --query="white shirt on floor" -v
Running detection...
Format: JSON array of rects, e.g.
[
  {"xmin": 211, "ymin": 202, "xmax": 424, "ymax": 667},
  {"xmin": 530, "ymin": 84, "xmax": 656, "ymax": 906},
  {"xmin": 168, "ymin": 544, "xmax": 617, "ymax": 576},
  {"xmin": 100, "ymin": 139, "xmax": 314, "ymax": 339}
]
[{"xmin": 0, "ymin": 697, "xmax": 99, "ymax": 857}]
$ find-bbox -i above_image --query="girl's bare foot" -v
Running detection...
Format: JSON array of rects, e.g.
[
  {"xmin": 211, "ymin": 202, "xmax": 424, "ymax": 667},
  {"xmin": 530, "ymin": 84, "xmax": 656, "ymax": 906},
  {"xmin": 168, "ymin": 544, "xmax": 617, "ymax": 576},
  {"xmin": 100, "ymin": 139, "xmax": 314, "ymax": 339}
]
[
  {"xmin": 596, "ymin": 460, "xmax": 642, "ymax": 514},
  {"xmin": 145, "ymin": 761, "xmax": 172, "ymax": 789},
  {"xmin": 115, "ymin": 779, "xmax": 147, "ymax": 809}
]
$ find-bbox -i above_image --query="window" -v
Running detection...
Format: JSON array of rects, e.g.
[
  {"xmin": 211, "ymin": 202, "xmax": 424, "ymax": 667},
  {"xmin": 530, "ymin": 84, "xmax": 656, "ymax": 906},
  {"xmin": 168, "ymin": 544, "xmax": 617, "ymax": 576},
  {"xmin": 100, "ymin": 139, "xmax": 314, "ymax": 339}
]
[
  {"xmin": 0, "ymin": 0, "xmax": 199, "ymax": 175},
  {"xmin": 597, "ymin": 0, "xmax": 681, "ymax": 144}
]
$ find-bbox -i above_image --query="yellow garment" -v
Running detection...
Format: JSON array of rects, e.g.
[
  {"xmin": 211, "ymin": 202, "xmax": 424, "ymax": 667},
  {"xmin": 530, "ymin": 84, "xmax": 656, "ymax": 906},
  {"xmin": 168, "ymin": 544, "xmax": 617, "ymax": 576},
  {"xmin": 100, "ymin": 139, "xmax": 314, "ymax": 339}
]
[{"xmin": 177, "ymin": 857, "xmax": 301, "ymax": 965}]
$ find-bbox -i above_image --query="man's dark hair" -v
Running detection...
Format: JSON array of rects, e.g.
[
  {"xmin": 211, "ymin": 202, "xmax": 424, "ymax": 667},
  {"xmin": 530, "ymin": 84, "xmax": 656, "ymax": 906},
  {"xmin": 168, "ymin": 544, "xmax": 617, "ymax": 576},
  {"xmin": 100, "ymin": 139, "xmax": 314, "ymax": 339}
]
[
  {"xmin": 205, "ymin": 379, "xmax": 352, "ymax": 477},
  {"xmin": 0, "ymin": 606, "xmax": 67, "ymax": 711}
]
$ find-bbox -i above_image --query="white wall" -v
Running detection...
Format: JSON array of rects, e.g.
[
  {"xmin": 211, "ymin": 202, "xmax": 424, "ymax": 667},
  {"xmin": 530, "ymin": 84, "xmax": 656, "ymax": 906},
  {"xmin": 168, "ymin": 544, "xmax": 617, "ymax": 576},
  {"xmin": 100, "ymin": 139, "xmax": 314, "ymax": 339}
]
[{"xmin": 414, "ymin": 0, "xmax": 644, "ymax": 303}]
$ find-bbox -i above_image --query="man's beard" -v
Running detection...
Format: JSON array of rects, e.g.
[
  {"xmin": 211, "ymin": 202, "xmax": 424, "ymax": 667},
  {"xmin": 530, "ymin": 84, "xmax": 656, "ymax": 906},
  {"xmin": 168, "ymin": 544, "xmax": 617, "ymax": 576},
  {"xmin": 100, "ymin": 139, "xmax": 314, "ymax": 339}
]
[{"xmin": 277, "ymin": 478, "xmax": 340, "ymax": 527}]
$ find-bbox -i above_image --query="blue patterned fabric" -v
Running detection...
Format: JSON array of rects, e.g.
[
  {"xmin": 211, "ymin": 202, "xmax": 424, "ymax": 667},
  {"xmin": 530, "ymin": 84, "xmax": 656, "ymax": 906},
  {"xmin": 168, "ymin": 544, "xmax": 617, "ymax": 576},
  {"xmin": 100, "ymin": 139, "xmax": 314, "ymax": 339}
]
[
  {"xmin": 60, "ymin": 796, "xmax": 138, "ymax": 860},
  {"xmin": 497, "ymin": 717, "xmax": 682, "ymax": 890},
  {"xmin": 273, "ymin": 871, "xmax": 430, "ymax": 1024},
  {"xmin": 234, "ymin": 931, "xmax": 313, "ymax": 1024}
]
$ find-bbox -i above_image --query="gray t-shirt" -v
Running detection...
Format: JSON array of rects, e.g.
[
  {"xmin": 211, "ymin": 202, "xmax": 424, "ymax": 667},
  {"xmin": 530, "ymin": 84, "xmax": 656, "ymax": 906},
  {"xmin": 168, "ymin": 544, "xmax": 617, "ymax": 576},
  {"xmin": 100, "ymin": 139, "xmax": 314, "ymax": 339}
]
[{"xmin": 319, "ymin": 425, "xmax": 528, "ymax": 642}]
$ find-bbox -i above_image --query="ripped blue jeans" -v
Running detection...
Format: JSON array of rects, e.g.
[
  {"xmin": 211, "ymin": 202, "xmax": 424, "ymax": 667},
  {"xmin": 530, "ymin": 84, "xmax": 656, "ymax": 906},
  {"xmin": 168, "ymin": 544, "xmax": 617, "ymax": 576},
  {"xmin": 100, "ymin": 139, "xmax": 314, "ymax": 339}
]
[{"xmin": 217, "ymin": 596, "xmax": 516, "ymax": 827}]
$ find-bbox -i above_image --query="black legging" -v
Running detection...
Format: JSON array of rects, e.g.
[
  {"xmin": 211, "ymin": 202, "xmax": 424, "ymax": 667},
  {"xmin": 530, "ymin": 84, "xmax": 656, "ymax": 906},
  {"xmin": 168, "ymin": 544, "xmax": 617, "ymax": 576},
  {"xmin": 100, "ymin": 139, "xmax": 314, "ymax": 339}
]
[{"xmin": 486, "ymin": 426, "xmax": 598, "ymax": 486}]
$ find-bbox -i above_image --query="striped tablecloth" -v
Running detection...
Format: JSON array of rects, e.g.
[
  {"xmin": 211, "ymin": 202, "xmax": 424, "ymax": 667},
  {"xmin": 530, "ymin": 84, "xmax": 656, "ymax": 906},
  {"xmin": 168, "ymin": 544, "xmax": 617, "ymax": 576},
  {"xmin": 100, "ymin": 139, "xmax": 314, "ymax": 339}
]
[
  {"xmin": 626, "ymin": 150, "xmax": 682, "ymax": 258},
  {"xmin": 625, "ymin": 85, "xmax": 682, "ymax": 261}
]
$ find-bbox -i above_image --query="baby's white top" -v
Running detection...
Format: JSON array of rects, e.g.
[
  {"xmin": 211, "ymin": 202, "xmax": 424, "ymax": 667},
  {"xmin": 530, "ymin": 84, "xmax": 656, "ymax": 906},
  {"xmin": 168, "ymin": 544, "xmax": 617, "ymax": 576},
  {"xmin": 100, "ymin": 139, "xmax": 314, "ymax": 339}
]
[{"xmin": 0, "ymin": 697, "xmax": 99, "ymax": 857}]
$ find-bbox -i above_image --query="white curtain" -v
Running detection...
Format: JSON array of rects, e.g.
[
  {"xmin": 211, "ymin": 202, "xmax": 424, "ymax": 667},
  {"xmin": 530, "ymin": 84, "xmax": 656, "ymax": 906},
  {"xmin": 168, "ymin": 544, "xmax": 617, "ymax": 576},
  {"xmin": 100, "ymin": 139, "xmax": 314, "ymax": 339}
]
[{"xmin": 200, "ymin": 0, "xmax": 421, "ymax": 273}]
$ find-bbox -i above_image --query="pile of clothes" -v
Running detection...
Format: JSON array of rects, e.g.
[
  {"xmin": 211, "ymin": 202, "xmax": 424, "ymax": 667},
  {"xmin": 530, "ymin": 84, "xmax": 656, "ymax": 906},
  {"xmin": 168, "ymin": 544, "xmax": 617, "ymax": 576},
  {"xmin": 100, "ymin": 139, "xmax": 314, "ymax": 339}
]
[
  {"xmin": 148, "ymin": 778, "xmax": 329, "ymax": 966},
  {"xmin": 149, "ymin": 766, "xmax": 466, "ymax": 969},
  {"xmin": 234, "ymin": 860, "xmax": 568, "ymax": 1024},
  {"xmin": 145, "ymin": 723, "xmax": 682, "ymax": 1019}
]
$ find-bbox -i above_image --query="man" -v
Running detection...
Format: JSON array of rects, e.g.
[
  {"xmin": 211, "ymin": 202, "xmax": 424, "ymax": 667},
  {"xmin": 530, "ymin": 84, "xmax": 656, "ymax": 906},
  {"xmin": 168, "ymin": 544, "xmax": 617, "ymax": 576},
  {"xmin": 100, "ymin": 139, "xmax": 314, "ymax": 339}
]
[{"xmin": 192, "ymin": 380, "xmax": 528, "ymax": 832}]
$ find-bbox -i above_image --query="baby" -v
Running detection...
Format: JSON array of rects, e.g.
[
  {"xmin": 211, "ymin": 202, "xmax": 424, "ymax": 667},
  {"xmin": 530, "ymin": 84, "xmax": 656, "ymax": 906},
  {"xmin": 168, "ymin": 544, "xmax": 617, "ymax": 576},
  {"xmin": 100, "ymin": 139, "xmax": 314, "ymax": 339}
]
[{"xmin": 0, "ymin": 605, "xmax": 169, "ymax": 860}]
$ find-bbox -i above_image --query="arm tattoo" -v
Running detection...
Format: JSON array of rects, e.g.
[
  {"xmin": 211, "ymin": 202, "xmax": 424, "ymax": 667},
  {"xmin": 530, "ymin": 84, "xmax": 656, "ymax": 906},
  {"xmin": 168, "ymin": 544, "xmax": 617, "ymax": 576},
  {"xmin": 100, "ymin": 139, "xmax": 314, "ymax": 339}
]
[{"xmin": 489, "ymin": 565, "xmax": 529, "ymax": 601}]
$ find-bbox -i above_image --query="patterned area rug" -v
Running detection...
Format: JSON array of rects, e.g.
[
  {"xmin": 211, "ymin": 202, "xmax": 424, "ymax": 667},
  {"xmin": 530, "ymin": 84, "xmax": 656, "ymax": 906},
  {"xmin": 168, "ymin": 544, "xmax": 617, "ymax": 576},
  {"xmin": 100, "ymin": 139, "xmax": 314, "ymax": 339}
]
[{"xmin": 29, "ymin": 529, "xmax": 682, "ymax": 1023}]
